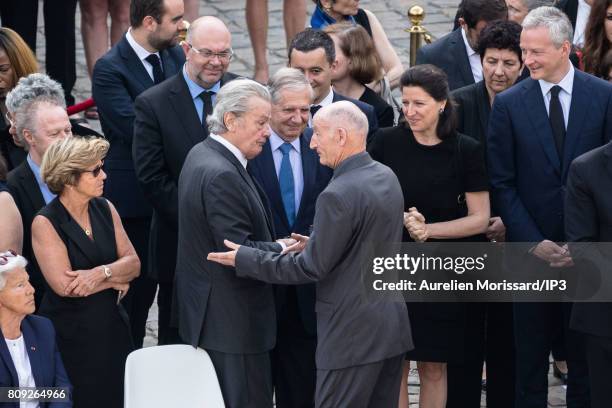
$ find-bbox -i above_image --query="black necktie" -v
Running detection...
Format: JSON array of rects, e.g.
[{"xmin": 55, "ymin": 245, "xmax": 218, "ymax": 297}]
[
  {"xmin": 549, "ymin": 85, "xmax": 565, "ymax": 158},
  {"xmin": 198, "ymin": 91, "xmax": 215, "ymax": 128},
  {"xmin": 145, "ymin": 54, "xmax": 164, "ymax": 85},
  {"xmin": 310, "ymin": 105, "xmax": 321, "ymax": 118}
]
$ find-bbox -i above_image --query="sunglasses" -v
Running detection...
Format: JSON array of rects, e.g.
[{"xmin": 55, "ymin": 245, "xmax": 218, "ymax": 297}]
[
  {"xmin": 0, "ymin": 250, "xmax": 17, "ymax": 266},
  {"xmin": 82, "ymin": 161, "xmax": 104, "ymax": 177}
]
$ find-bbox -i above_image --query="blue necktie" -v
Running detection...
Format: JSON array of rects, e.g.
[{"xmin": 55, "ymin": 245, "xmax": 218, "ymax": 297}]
[{"xmin": 279, "ymin": 143, "xmax": 295, "ymax": 226}]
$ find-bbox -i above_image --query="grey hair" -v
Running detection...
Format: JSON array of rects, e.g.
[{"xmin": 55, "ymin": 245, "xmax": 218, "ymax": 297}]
[
  {"xmin": 317, "ymin": 101, "xmax": 368, "ymax": 139},
  {"xmin": 522, "ymin": 6, "xmax": 573, "ymax": 48},
  {"xmin": 5, "ymin": 74, "xmax": 66, "ymax": 147},
  {"xmin": 0, "ymin": 252, "xmax": 28, "ymax": 291},
  {"xmin": 524, "ymin": 0, "xmax": 556, "ymax": 11},
  {"xmin": 268, "ymin": 67, "xmax": 314, "ymax": 104},
  {"xmin": 207, "ymin": 78, "xmax": 271, "ymax": 134}
]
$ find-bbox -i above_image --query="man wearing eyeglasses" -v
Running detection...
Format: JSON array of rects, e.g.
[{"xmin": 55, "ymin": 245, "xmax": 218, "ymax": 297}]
[
  {"xmin": 132, "ymin": 15, "xmax": 238, "ymax": 346},
  {"xmin": 92, "ymin": 0, "xmax": 186, "ymax": 348}
]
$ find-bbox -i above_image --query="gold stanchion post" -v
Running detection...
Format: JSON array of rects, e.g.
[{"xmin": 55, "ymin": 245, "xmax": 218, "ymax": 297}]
[{"xmin": 405, "ymin": 5, "xmax": 432, "ymax": 66}]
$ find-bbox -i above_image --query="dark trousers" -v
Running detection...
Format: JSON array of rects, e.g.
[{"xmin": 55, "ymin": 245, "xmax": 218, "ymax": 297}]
[
  {"xmin": 121, "ymin": 217, "xmax": 157, "ymax": 348},
  {"xmin": 207, "ymin": 349, "xmax": 273, "ymax": 408},
  {"xmin": 514, "ymin": 302, "xmax": 590, "ymax": 408},
  {"xmin": 315, "ymin": 354, "xmax": 404, "ymax": 408},
  {"xmin": 272, "ymin": 287, "xmax": 317, "ymax": 408},
  {"xmin": 0, "ymin": 0, "xmax": 76, "ymax": 105},
  {"xmin": 157, "ymin": 280, "xmax": 181, "ymax": 345},
  {"xmin": 447, "ymin": 302, "xmax": 515, "ymax": 408},
  {"xmin": 584, "ymin": 333, "xmax": 612, "ymax": 408}
]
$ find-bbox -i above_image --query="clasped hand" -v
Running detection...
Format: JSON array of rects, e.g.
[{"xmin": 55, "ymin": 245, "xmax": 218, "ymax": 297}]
[
  {"xmin": 531, "ymin": 240, "xmax": 574, "ymax": 268},
  {"xmin": 63, "ymin": 268, "xmax": 129, "ymax": 298},
  {"xmin": 404, "ymin": 207, "xmax": 428, "ymax": 242}
]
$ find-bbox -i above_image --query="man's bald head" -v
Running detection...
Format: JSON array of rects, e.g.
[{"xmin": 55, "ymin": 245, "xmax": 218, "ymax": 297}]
[
  {"xmin": 310, "ymin": 101, "xmax": 368, "ymax": 169},
  {"xmin": 186, "ymin": 16, "xmax": 231, "ymax": 43}
]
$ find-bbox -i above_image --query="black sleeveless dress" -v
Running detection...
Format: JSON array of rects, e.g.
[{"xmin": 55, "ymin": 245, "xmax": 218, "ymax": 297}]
[{"xmin": 37, "ymin": 197, "xmax": 133, "ymax": 408}]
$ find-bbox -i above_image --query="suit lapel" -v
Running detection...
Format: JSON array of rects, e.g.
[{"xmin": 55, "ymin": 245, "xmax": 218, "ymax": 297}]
[
  {"xmin": 451, "ymin": 29, "xmax": 475, "ymax": 86},
  {"xmin": 296, "ymin": 131, "xmax": 317, "ymax": 221},
  {"xmin": 19, "ymin": 164, "xmax": 45, "ymax": 211},
  {"xmin": 476, "ymin": 81, "xmax": 491, "ymax": 143},
  {"xmin": 160, "ymin": 48, "xmax": 180, "ymax": 78},
  {"xmin": 169, "ymin": 74, "xmax": 206, "ymax": 146},
  {"xmin": 605, "ymin": 143, "xmax": 612, "ymax": 180},
  {"xmin": 118, "ymin": 36, "xmax": 154, "ymax": 90},
  {"xmin": 563, "ymin": 71, "xmax": 589, "ymax": 176},
  {"xmin": 258, "ymin": 142, "xmax": 290, "ymax": 231},
  {"xmin": 522, "ymin": 79, "xmax": 561, "ymax": 174},
  {"xmin": 0, "ymin": 327, "xmax": 18, "ymax": 385},
  {"xmin": 21, "ymin": 318, "xmax": 43, "ymax": 389}
]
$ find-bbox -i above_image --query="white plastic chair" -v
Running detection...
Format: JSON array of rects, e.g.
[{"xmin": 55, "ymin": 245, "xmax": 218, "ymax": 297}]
[{"xmin": 124, "ymin": 344, "xmax": 225, "ymax": 408}]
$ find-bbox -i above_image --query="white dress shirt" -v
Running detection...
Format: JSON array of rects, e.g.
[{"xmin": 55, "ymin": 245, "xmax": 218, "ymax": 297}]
[
  {"xmin": 4, "ymin": 335, "xmax": 39, "ymax": 408},
  {"xmin": 539, "ymin": 64, "xmax": 575, "ymax": 129},
  {"xmin": 573, "ymin": 0, "xmax": 591, "ymax": 47},
  {"xmin": 309, "ymin": 87, "xmax": 335, "ymax": 127},
  {"xmin": 461, "ymin": 27, "xmax": 483, "ymax": 83},
  {"xmin": 125, "ymin": 28, "xmax": 161, "ymax": 81},
  {"xmin": 270, "ymin": 130, "xmax": 304, "ymax": 213},
  {"xmin": 210, "ymin": 133, "xmax": 248, "ymax": 168}
]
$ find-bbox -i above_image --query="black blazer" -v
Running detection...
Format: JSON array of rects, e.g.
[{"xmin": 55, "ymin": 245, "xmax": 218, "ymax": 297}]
[
  {"xmin": 359, "ymin": 86, "xmax": 395, "ymax": 128},
  {"xmin": 557, "ymin": 0, "xmax": 578, "ymax": 29},
  {"xmin": 132, "ymin": 71, "xmax": 238, "ymax": 282},
  {"xmin": 565, "ymin": 142, "xmax": 612, "ymax": 337},
  {"xmin": 452, "ymin": 80, "xmax": 491, "ymax": 148},
  {"xmin": 174, "ymin": 137, "xmax": 282, "ymax": 352},
  {"xmin": 7, "ymin": 161, "xmax": 46, "ymax": 306},
  {"xmin": 92, "ymin": 34, "xmax": 185, "ymax": 218},
  {"xmin": 332, "ymin": 91, "xmax": 379, "ymax": 146},
  {"xmin": 416, "ymin": 28, "xmax": 474, "ymax": 91},
  {"xmin": 248, "ymin": 129, "xmax": 333, "ymax": 335}
]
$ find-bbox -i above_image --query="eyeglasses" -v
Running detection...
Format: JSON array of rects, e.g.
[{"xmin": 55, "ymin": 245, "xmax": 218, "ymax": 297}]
[
  {"xmin": 82, "ymin": 161, "xmax": 104, "ymax": 177},
  {"xmin": 186, "ymin": 43, "xmax": 233, "ymax": 62},
  {"xmin": 0, "ymin": 250, "xmax": 17, "ymax": 266}
]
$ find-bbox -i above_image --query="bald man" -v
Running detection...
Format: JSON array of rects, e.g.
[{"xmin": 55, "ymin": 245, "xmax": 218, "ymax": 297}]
[
  {"xmin": 209, "ymin": 102, "xmax": 413, "ymax": 407},
  {"xmin": 133, "ymin": 16, "xmax": 238, "ymax": 345}
]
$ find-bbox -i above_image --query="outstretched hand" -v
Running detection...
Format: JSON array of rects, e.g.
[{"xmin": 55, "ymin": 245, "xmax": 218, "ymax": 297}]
[{"xmin": 207, "ymin": 240, "xmax": 241, "ymax": 267}]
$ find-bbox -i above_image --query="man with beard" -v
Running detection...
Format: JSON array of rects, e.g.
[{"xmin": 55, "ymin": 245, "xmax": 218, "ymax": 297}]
[{"xmin": 92, "ymin": 0, "xmax": 185, "ymax": 347}]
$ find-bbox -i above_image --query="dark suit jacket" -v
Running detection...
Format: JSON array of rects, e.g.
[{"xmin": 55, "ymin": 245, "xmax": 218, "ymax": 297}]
[
  {"xmin": 557, "ymin": 0, "xmax": 578, "ymax": 29},
  {"xmin": 132, "ymin": 71, "xmax": 238, "ymax": 282},
  {"xmin": 174, "ymin": 137, "xmax": 282, "ymax": 353},
  {"xmin": 332, "ymin": 91, "xmax": 379, "ymax": 146},
  {"xmin": 0, "ymin": 315, "xmax": 72, "ymax": 407},
  {"xmin": 248, "ymin": 129, "xmax": 333, "ymax": 335},
  {"xmin": 92, "ymin": 34, "xmax": 185, "ymax": 218},
  {"xmin": 452, "ymin": 80, "xmax": 491, "ymax": 148},
  {"xmin": 7, "ymin": 162, "xmax": 46, "ymax": 303},
  {"xmin": 236, "ymin": 152, "xmax": 413, "ymax": 370},
  {"xmin": 416, "ymin": 28, "xmax": 474, "ymax": 91},
  {"xmin": 565, "ymin": 142, "xmax": 612, "ymax": 337},
  {"xmin": 488, "ymin": 70, "xmax": 612, "ymax": 243}
]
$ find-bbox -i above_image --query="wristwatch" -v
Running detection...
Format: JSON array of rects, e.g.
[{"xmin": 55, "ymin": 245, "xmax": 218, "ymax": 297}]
[{"xmin": 102, "ymin": 265, "xmax": 112, "ymax": 280}]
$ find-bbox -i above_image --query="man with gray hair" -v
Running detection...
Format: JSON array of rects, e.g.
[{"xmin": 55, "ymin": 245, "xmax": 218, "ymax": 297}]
[
  {"xmin": 209, "ymin": 101, "xmax": 413, "ymax": 407},
  {"xmin": 248, "ymin": 67, "xmax": 332, "ymax": 407},
  {"xmin": 175, "ymin": 78, "xmax": 296, "ymax": 407},
  {"xmin": 507, "ymin": 0, "xmax": 557, "ymax": 23},
  {"xmin": 488, "ymin": 6, "xmax": 612, "ymax": 407},
  {"xmin": 132, "ymin": 15, "xmax": 238, "ymax": 347}
]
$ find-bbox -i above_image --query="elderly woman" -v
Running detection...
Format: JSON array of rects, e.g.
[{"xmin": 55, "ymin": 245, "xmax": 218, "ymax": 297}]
[
  {"xmin": 324, "ymin": 23, "xmax": 395, "ymax": 127},
  {"xmin": 369, "ymin": 65, "xmax": 490, "ymax": 408},
  {"xmin": 32, "ymin": 137, "xmax": 138, "ymax": 408},
  {"xmin": 0, "ymin": 27, "xmax": 38, "ymax": 171},
  {"xmin": 0, "ymin": 153, "xmax": 22, "ymax": 254},
  {"xmin": 0, "ymin": 250, "xmax": 72, "ymax": 407},
  {"xmin": 310, "ymin": 0, "xmax": 404, "ymax": 89}
]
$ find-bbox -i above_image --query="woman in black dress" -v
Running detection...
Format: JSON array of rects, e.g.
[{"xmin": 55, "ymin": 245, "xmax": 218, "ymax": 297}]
[
  {"xmin": 31, "ymin": 136, "xmax": 139, "ymax": 408},
  {"xmin": 369, "ymin": 65, "xmax": 490, "ymax": 408},
  {"xmin": 323, "ymin": 23, "xmax": 395, "ymax": 128}
]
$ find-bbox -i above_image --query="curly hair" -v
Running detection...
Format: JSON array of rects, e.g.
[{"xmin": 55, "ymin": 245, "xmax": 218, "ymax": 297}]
[
  {"xmin": 583, "ymin": 0, "xmax": 612, "ymax": 77},
  {"xmin": 41, "ymin": 136, "xmax": 109, "ymax": 195},
  {"xmin": 477, "ymin": 20, "xmax": 523, "ymax": 63}
]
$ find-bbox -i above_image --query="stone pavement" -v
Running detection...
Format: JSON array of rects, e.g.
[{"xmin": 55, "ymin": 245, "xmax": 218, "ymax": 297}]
[{"xmin": 32, "ymin": 0, "xmax": 567, "ymax": 405}]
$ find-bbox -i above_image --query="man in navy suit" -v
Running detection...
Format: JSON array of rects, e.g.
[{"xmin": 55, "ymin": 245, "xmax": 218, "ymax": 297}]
[
  {"xmin": 287, "ymin": 29, "xmax": 379, "ymax": 146},
  {"xmin": 488, "ymin": 7, "xmax": 612, "ymax": 407},
  {"xmin": 248, "ymin": 68, "xmax": 332, "ymax": 408},
  {"xmin": 92, "ymin": 0, "xmax": 186, "ymax": 348}
]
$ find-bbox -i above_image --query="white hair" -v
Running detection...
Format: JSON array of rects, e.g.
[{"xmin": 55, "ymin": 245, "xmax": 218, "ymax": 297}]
[
  {"xmin": 0, "ymin": 252, "xmax": 28, "ymax": 290},
  {"xmin": 522, "ymin": 6, "xmax": 573, "ymax": 48},
  {"xmin": 268, "ymin": 68, "xmax": 314, "ymax": 104},
  {"xmin": 317, "ymin": 101, "xmax": 369, "ymax": 139}
]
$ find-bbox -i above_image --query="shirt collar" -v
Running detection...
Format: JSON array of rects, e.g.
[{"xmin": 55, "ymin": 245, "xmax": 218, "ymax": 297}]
[
  {"xmin": 461, "ymin": 27, "xmax": 477, "ymax": 57},
  {"xmin": 182, "ymin": 64, "xmax": 221, "ymax": 100},
  {"xmin": 210, "ymin": 133, "xmax": 248, "ymax": 168},
  {"xmin": 270, "ymin": 130, "xmax": 301, "ymax": 154},
  {"xmin": 26, "ymin": 154, "xmax": 41, "ymax": 178},
  {"xmin": 539, "ymin": 63, "xmax": 575, "ymax": 97},
  {"xmin": 126, "ymin": 28, "xmax": 160, "ymax": 62},
  {"xmin": 316, "ymin": 88, "xmax": 335, "ymax": 108}
]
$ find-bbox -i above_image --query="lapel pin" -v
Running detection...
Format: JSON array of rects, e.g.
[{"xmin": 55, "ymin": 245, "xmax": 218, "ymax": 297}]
[{"xmin": 30, "ymin": 346, "xmax": 36, "ymax": 351}]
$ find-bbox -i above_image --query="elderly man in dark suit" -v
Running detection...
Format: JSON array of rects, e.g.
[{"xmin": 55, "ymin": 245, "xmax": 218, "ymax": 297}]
[
  {"xmin": 132, "ymin": 15, "xmax": 238, "ymax": 347},
  {"xmin": 488, "ymin": 7, "xmax": 612, "ymax": 407},
  {"xmin": 209, "ymin": 101, "xmax": 413, "ymax": 408},
  {"xmin": 92, "ymin": 0, "xmax": 185, "ymax": 347},
  {"xmin": 174, "ymin": 79, "xmax": 296, "ymax": 407},
  {"xmin": 417, "ymin": 0, "xmax": 507, "ymax": 91},
  {"xmin": 287, "ymin": 29, "xmax": 379, "ymax": 146},
  {"xmin": 565, "ymin": 141, "xmax": 612, "ymax": 408},
  {"xmin": 248, "ymin": 67, "xmax": 332, "ymax": 408}
]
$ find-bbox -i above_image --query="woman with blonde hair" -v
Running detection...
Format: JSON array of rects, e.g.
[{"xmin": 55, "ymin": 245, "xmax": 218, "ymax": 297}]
[{"xmin": 32, "ymin": 136, "xmax": 139, "ymax": 408}]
